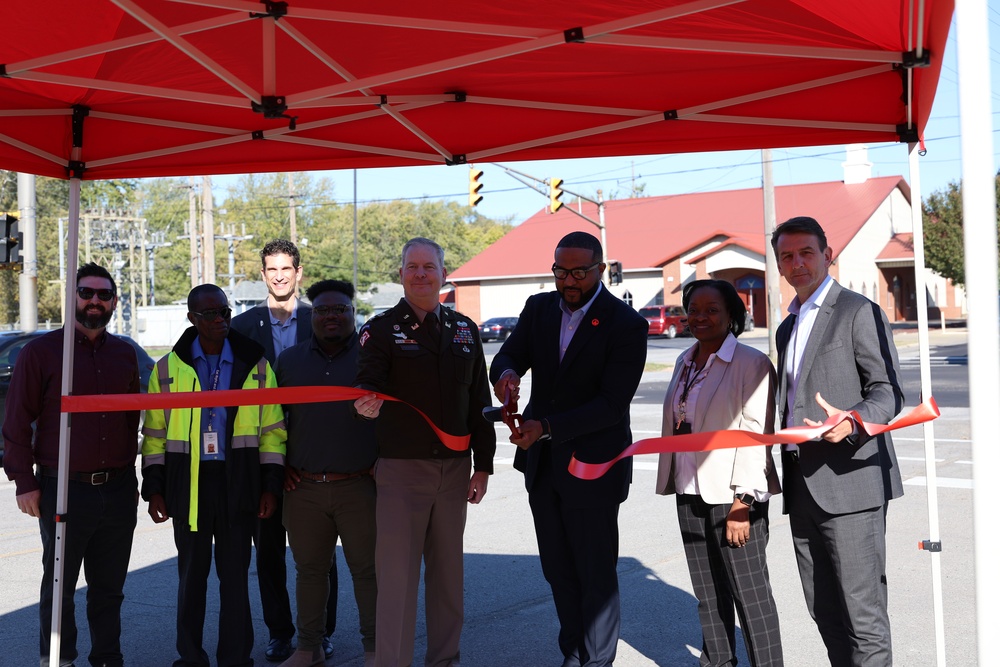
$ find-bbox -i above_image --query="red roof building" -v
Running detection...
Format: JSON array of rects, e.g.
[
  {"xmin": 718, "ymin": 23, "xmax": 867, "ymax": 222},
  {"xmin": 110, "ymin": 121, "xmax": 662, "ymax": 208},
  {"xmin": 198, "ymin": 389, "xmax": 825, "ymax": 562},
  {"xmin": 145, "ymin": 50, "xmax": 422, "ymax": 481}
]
[{"xmin": 449, "ymin": 166, "xmax": 964, "ymax": 327}]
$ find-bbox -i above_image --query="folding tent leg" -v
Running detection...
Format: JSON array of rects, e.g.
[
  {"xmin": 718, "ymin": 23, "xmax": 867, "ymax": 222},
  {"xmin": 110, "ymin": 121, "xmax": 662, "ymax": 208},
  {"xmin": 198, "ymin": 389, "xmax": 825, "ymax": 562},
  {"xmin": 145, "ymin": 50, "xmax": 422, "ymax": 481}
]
[
  {"xmin": 49, "ymin": 176, "xmax": 81, "ymax": 667},
  {"xmin": 907, "ymin": 141, "xmax": 946, "ymax": 667}
]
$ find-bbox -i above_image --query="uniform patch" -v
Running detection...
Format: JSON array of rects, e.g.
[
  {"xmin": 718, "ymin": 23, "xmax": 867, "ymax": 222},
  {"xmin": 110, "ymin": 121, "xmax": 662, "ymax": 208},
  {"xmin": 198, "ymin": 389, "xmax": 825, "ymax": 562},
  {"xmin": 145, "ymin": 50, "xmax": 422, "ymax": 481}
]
[{"xmin": 359, "ymin": 330, "xmax": 370, "ymax": 346}]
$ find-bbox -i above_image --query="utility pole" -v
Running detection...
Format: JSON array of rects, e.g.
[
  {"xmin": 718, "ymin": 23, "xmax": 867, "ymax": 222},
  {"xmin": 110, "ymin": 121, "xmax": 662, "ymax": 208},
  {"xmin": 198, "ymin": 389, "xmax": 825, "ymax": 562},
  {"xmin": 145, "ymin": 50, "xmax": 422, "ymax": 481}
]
[
  {"xmin": 185, "ymin": 176, "xmax": 200, "ymax": 288},
  {"xmin": 202, "ymin": 176, "xmax": 216, "ymax": 285},
  {"xmin": 216, "ymin": 224, "xmax": 253, "ymax": 295},
  {"xmin": 288, "ymin": 172, "xmax": 298, "ymax": 246},
  {"xmin": 761, "ymin": 149, "xmax": 781, "ymax": 363},
  {"xmin": 17, "ymin": 173, "xmax": 37, "ymax": 332}
]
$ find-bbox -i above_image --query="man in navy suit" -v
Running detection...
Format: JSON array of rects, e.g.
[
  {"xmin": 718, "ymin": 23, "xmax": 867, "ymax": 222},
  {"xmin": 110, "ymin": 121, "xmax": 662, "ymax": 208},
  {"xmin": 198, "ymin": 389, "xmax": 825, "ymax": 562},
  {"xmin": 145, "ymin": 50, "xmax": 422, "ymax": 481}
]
[
  {"xmin": 231, "ymin": 239, "xmax": 337, "ymax": 662},
  {"xmin": 490, "ymin": 231, "xmax": 648, "ymax": 667}
]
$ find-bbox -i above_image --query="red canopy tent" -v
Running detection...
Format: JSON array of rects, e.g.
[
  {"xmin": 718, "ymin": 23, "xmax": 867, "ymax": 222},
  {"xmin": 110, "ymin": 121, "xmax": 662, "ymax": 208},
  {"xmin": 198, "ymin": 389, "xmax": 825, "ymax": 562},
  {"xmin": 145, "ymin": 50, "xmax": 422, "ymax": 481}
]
[
  {"xmin": 5, "ymin": 1, "xmax": 989, "ymax": 666},
  {"xmin": 2, "ymin": 0, "xmax": 951, "ymax": 178}
]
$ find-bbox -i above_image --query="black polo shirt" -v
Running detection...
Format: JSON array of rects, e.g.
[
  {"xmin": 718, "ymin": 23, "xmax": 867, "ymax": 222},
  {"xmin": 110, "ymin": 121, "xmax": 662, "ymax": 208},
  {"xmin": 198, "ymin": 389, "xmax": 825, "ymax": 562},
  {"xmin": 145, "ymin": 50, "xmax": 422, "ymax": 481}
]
[{"xmin": 276, "ymin": 332, "xmax": 376, "ymax": 474}]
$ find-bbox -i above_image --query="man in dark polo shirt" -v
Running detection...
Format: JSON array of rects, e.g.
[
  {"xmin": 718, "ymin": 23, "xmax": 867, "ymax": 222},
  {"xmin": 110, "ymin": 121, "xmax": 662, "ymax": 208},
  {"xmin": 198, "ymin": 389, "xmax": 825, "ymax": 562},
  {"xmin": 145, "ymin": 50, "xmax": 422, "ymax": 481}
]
[
  {"xmin": 3, "ymin": 261, "xmax": 141, "ymax": 667},
  {"xmin": 353, "ymin": 237, "xmax": 495, "ymax": 667},
  {"xmin": 275, "ymin": 279, "xmax": 376, "ymax": 667}
]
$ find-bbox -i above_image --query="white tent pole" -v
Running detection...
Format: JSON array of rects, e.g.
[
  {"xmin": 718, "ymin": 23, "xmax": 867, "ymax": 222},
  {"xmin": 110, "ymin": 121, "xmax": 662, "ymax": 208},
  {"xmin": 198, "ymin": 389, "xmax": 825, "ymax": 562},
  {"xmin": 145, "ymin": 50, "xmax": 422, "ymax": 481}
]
[
  {"xmin": 49, "ymin": 176, "xmax": 81, "ymax": 666},
  {"xmin": 955, "ymin": 0, "xmax": 1000, "ymax": 662},
  {"xmin": 907, "ymin": 141, "xmax": 946, "ymax": 666}
]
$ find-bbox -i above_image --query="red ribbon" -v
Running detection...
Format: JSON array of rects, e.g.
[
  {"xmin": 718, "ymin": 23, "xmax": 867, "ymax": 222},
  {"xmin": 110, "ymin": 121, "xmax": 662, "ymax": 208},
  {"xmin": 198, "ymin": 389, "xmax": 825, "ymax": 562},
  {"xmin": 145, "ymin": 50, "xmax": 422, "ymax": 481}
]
[
  {"xmin": 568, "ymin": 398, "xmax": 941, "ymax": 480},
  {"xmin": 61, "ymin": 386, "xmax": 471, "ymax": 452}
]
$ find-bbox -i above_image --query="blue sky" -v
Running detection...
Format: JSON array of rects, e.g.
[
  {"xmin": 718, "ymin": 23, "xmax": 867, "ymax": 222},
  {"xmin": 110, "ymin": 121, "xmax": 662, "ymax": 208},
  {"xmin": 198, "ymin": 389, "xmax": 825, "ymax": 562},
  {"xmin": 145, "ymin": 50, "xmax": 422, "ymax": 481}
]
[{"xmin": 214, "ymin": 7, "xmax": 999, "ymax": 225}]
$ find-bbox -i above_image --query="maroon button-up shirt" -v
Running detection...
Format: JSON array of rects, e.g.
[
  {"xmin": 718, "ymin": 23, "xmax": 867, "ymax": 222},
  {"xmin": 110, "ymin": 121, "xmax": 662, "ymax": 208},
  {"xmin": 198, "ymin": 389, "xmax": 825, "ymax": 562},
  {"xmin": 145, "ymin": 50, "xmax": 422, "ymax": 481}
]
[{"xmin": 2, "ymin": 327, "xmax": 140, "ymax": 495}]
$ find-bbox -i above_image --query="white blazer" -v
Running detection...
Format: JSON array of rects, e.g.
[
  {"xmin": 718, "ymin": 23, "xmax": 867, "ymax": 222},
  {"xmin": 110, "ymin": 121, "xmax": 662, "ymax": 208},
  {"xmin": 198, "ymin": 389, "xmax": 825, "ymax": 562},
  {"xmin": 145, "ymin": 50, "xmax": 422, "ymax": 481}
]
[{"xmin": 655, "ymin": 334, "xmax": 781, "ymax": 505}]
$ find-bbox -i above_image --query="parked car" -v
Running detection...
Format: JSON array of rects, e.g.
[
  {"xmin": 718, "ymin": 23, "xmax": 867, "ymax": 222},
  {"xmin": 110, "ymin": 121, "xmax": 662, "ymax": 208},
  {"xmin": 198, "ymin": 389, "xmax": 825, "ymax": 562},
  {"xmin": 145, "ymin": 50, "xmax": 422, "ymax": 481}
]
[
  {"xmin": 639, "ymin": 305, "xmax": 687, "ymax": 338},
  {"xmin": 0, "ymin": 330, "xmax": 154, "ymax": 461},
  {"xmin": 479, "ymin": 316, "xmax": 519, "ymax": 342}
]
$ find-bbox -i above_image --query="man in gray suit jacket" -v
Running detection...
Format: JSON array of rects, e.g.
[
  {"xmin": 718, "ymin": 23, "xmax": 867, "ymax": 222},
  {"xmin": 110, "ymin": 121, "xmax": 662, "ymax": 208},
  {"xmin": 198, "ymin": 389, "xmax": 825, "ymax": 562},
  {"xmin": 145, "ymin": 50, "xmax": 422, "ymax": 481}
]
[{"xmin": 773, "ymin": 216, "xmax": 903, "ymax": 667}]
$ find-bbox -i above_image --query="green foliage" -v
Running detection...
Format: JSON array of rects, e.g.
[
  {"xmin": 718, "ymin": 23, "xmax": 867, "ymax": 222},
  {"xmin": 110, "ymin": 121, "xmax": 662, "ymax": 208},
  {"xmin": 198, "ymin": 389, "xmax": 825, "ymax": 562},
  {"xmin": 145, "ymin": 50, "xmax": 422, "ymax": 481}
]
[
  {"xmin": 0, "ymin": 171, "xmax": 513, "ymax": 327},
  {"xmin": 921, "ymin": 173, "xmax": 1000, "ymax": 288}
]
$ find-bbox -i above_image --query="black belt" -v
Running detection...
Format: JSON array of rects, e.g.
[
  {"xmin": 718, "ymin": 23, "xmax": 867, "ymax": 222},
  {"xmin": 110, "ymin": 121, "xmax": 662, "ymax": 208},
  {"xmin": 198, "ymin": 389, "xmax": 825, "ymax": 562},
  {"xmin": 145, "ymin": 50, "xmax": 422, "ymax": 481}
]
[
  {"xmin": 299, "ymin": 469, "xmax": 372, "ymax": 483},
  {"xmin": 39, "ymin": 465, "xmax": 131, "ymax": 486}
]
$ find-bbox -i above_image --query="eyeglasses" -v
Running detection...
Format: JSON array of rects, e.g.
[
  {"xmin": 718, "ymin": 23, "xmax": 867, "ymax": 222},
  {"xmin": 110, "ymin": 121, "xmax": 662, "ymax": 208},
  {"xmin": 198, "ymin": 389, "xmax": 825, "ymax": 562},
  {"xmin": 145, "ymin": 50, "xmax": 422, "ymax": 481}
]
[
  {"xmin": 551, "ymin": 262, "xmax": 600, "ymax": 280},
  {"xmin": 190, "ymin": 307, "xmax": 232, "ymax": 321},
  {"xmin": 313, "ymin": 304, "xmax": 352, "ymax": 317},
  {"xmin": 76, "ymin": 287, "xmax": 116, "ymax": 302}
]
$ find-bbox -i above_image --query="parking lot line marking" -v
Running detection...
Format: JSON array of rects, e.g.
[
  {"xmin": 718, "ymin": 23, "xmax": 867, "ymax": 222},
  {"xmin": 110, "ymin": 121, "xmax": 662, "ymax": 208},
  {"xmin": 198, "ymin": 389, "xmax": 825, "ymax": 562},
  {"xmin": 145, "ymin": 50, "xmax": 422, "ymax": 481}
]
[{"xmin": 904, "ymin": 476, "xmax": 973, "ymax": 489}]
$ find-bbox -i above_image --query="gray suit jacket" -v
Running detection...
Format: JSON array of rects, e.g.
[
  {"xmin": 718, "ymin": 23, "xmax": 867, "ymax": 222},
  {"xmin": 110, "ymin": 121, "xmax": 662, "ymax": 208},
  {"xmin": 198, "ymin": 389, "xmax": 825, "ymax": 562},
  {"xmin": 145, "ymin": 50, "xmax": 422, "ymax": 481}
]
[{"xmin": 776, "ymin": 280, "xmax": 904, "ymax": 515}]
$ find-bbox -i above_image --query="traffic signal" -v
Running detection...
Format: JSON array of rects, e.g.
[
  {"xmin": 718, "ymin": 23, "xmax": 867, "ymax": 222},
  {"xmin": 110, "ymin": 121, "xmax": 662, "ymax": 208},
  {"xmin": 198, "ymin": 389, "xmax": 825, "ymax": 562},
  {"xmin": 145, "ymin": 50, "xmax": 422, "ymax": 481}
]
[
  {"xmin": 549, "ymin": 178, "xmax": 564, "ymax": 213},
  {"xmin": 608, "ymin": 260, "xmax": 623, "ymax": 285},
  {"xmin": 468, "ymin": 167, "xmax": 484, "ymax": 207},
  {"xmin": 2, "ymin": 213, "xmax": 20, "ymax": 266}
]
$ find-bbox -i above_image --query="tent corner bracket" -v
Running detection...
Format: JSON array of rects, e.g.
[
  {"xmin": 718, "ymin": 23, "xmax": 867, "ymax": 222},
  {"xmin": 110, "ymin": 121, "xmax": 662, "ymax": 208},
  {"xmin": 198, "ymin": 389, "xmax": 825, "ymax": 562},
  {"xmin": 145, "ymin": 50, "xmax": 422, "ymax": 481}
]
[
  {"xmin": 250, "ymin": 1, "xmax": 288, "ymax": 20},
  {"xmin": 564, "ymin": 27, "xmax": 585, "ymax": 43},
  {"xmin": 895, "ymin": 123, "xmax": 919, "ymax": 143},
  {"xmin": 901, "ymin": 49, "xmax": 931, "ymax": 69},
  {"xmin": 447, "ymin": 154, "xmax": 468, "ymax": 166}
]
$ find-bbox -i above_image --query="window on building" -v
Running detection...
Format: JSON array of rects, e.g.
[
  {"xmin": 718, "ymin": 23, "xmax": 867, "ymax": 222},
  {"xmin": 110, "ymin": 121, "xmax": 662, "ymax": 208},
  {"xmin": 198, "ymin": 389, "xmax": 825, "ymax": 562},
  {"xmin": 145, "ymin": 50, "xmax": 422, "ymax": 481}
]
[{"xmin": 622, "ymin": 290, "xmax": 633, "ymax": 307}]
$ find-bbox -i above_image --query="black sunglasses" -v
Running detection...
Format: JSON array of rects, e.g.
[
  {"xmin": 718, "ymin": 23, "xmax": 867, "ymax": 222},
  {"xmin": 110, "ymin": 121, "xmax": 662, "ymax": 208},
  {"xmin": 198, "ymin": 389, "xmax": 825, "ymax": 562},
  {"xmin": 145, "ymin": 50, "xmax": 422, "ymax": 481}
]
[
  {"xmin": 191, "ymin": 307, "xmax": 232, "ymax": 321},
  {"xmin": 76, "ymin": 287, "xmax": 116, "ymax": 302},
  {"xmin": 313, "ymin": 304, "xmax": 352, "ymax": 317}
]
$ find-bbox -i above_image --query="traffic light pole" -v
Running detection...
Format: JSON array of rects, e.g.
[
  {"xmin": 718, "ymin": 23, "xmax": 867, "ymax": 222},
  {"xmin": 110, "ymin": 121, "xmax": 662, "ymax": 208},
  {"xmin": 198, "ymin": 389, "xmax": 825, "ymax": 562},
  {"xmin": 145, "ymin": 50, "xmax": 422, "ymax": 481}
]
[{"xmin": 496, "ymin": 165, "xmax": 611, "ymax": 283}]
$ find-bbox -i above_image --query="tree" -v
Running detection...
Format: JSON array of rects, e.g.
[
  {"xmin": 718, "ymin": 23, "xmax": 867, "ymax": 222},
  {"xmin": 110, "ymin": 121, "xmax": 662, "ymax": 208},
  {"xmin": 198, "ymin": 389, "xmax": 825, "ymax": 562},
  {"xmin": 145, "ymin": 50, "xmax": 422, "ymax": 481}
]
[{"xmin": 921, "ymin": 173, "xmax": 1000, "ymax": 288}]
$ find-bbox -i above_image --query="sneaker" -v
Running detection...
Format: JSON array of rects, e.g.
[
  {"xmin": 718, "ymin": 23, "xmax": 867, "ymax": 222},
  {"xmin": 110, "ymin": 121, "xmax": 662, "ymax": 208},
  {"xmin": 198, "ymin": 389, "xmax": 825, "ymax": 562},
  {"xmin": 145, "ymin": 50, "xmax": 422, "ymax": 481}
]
[{"xmin": 322, "ymin": 635, "xmax": 334, "ymax": 659}]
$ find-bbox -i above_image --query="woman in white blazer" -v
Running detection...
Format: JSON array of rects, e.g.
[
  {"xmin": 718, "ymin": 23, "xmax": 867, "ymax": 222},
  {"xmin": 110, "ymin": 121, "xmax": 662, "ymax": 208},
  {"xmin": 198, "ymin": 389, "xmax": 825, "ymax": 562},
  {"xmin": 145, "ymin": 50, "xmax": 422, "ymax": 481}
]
[{"xmin": 656, "ymin": 279, "xmax": 783, "ymax": 667}]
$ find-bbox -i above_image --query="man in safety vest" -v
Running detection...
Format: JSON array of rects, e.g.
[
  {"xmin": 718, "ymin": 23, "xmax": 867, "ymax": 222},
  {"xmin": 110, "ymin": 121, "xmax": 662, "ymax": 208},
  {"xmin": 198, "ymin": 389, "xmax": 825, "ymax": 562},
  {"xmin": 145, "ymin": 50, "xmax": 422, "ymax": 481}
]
[{"xmin": 141, "ymin": 283, "xmax": 287, "ymax": 667}]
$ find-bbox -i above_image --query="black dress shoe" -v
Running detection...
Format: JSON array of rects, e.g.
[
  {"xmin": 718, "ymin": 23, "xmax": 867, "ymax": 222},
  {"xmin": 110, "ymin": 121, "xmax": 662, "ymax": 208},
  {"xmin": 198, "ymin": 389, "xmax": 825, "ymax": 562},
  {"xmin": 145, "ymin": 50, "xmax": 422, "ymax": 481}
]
[
  {"xmin": 322, "ymin": 635, "xmax": 334, "ymax": 659},
  {"xmin": 265, "ymin": 638, "xmax": 293, "ymax": 662}
]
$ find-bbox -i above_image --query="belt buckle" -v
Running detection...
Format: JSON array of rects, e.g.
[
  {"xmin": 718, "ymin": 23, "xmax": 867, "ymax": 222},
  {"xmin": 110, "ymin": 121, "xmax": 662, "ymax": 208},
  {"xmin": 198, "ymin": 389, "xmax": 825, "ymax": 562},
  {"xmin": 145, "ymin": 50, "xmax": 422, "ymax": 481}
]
[{"xmin": 88, "ymin": 471, "xmax": 110, "ymax": 485}]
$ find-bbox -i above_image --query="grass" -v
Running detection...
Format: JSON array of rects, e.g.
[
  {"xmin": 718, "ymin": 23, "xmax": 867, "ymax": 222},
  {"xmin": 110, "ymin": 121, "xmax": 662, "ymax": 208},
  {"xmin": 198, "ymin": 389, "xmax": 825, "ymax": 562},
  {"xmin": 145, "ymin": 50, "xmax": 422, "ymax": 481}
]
[{"xmin": 644, "ymin": 362, "xmax": 671, "ymax": 373}]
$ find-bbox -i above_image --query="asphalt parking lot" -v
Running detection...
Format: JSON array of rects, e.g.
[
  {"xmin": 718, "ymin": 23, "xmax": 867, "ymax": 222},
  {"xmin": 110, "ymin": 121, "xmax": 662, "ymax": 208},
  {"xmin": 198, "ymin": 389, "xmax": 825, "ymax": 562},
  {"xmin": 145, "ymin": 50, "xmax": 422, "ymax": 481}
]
[{"xmin": 0, "ymin": 326, "xmax": 977, "ymax": 666}]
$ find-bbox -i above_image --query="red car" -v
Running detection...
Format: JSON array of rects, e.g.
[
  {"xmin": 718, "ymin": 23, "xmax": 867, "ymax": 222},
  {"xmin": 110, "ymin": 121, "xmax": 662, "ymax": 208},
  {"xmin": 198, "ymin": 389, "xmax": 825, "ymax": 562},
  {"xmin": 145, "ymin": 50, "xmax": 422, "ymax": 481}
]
[{"xmin": 638, "ymin": 305, "xmax": 687, "ymax": 338}]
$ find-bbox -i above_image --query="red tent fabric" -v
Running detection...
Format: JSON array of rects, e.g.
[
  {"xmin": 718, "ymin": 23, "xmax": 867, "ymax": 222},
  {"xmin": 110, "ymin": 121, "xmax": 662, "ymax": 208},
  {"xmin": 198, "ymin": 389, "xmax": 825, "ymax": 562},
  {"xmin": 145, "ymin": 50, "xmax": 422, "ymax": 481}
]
[{"xmin": 0, "ymin": 0, "xmax": 953, "ymax": 181}]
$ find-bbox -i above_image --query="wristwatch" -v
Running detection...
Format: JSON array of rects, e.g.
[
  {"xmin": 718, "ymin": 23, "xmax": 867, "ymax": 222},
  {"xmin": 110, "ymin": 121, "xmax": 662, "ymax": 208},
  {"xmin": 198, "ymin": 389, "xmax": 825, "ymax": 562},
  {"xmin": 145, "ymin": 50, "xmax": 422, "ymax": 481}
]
[{"xmin": 735, "ymin": 493, "xmax": 756, "ymax": 507}]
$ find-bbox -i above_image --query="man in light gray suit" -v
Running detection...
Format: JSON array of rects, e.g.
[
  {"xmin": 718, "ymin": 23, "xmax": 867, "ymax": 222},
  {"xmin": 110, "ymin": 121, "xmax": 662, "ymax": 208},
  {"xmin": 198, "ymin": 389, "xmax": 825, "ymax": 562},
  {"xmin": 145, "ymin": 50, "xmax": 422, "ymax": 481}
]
[{"xmin": 773, "ymin": 216, "xmax": 903, "ymax": 667}]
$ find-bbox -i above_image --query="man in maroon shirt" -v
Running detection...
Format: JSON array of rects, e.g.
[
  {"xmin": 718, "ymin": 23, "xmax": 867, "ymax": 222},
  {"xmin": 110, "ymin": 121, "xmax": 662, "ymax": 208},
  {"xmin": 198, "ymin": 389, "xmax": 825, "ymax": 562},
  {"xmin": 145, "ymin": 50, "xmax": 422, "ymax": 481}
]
[{"xmin": 3, "ymin": 262, "xmax": 141, "ymax": 667}]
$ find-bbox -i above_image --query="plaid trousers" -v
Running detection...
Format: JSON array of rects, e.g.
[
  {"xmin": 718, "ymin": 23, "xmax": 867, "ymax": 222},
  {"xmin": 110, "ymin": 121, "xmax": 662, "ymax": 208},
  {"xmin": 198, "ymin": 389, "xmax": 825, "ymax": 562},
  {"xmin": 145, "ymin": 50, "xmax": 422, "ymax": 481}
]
[{"xmin": 676, "ymin": 494, "xmax": 783, "ymax": 667}]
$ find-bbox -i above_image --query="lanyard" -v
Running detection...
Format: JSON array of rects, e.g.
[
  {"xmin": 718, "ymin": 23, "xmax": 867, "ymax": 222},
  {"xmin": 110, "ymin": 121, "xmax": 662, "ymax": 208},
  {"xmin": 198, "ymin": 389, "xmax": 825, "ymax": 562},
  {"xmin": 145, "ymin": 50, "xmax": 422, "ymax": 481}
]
[
  {"xmin": 676, "ymin": 358, "xmax": 709, "ymax": 430},
  {"xmin": 206, "ymin": 356, "xmax": 222, "ymax": 430}
]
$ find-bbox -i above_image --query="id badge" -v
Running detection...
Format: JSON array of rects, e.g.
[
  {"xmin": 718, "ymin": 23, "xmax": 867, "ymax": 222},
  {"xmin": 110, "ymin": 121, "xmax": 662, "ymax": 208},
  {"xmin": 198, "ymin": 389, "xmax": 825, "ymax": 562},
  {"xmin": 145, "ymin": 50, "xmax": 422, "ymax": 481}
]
[{"xmin": 203, "ymin": 431, "xmax": 219, "ymax": 456}]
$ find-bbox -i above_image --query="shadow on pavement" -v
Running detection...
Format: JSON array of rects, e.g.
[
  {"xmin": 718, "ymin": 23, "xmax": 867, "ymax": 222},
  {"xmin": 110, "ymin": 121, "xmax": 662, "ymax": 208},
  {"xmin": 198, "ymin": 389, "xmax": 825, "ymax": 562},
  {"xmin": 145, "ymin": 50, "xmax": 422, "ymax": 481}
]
[{"xmin": 1, "ymin": 549, "xmax": 732, "ymax": 666}]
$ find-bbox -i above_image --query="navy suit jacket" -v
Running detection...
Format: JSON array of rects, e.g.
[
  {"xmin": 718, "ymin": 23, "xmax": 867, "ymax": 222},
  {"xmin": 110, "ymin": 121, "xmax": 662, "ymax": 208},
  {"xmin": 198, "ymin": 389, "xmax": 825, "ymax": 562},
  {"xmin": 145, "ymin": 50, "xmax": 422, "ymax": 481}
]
[
  {"xmin": 490, "ymin": 287, "xmax": 648, "ymax": 507},
  {"xmin": 231, "ymin": 300, "xmax": 312, "ymax": 365}
]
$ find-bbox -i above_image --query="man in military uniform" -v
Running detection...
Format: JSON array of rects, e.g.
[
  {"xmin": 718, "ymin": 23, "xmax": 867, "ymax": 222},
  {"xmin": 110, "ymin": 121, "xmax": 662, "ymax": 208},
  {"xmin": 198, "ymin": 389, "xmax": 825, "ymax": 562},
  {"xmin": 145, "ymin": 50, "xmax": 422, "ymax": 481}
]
[{"xmin": 353, "ymin": 237, "xmax": 495, "ymax": 667}]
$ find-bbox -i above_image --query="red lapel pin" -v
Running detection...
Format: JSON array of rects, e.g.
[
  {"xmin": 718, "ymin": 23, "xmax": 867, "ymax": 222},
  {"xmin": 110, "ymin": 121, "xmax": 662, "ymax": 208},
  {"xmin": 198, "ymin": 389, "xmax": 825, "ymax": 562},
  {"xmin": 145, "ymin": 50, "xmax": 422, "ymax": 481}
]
[{"xmin": 591, "ymin": 318, "xmax": 599, "ymax": 326}]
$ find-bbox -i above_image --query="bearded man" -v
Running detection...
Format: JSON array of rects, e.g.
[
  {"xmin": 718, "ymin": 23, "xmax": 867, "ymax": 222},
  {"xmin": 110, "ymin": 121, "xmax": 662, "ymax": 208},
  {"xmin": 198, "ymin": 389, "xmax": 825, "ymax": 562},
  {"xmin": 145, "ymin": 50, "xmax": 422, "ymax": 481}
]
[{"xmin": 3, "ymin": 261, "xmax": 141, "ymax": 667}]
